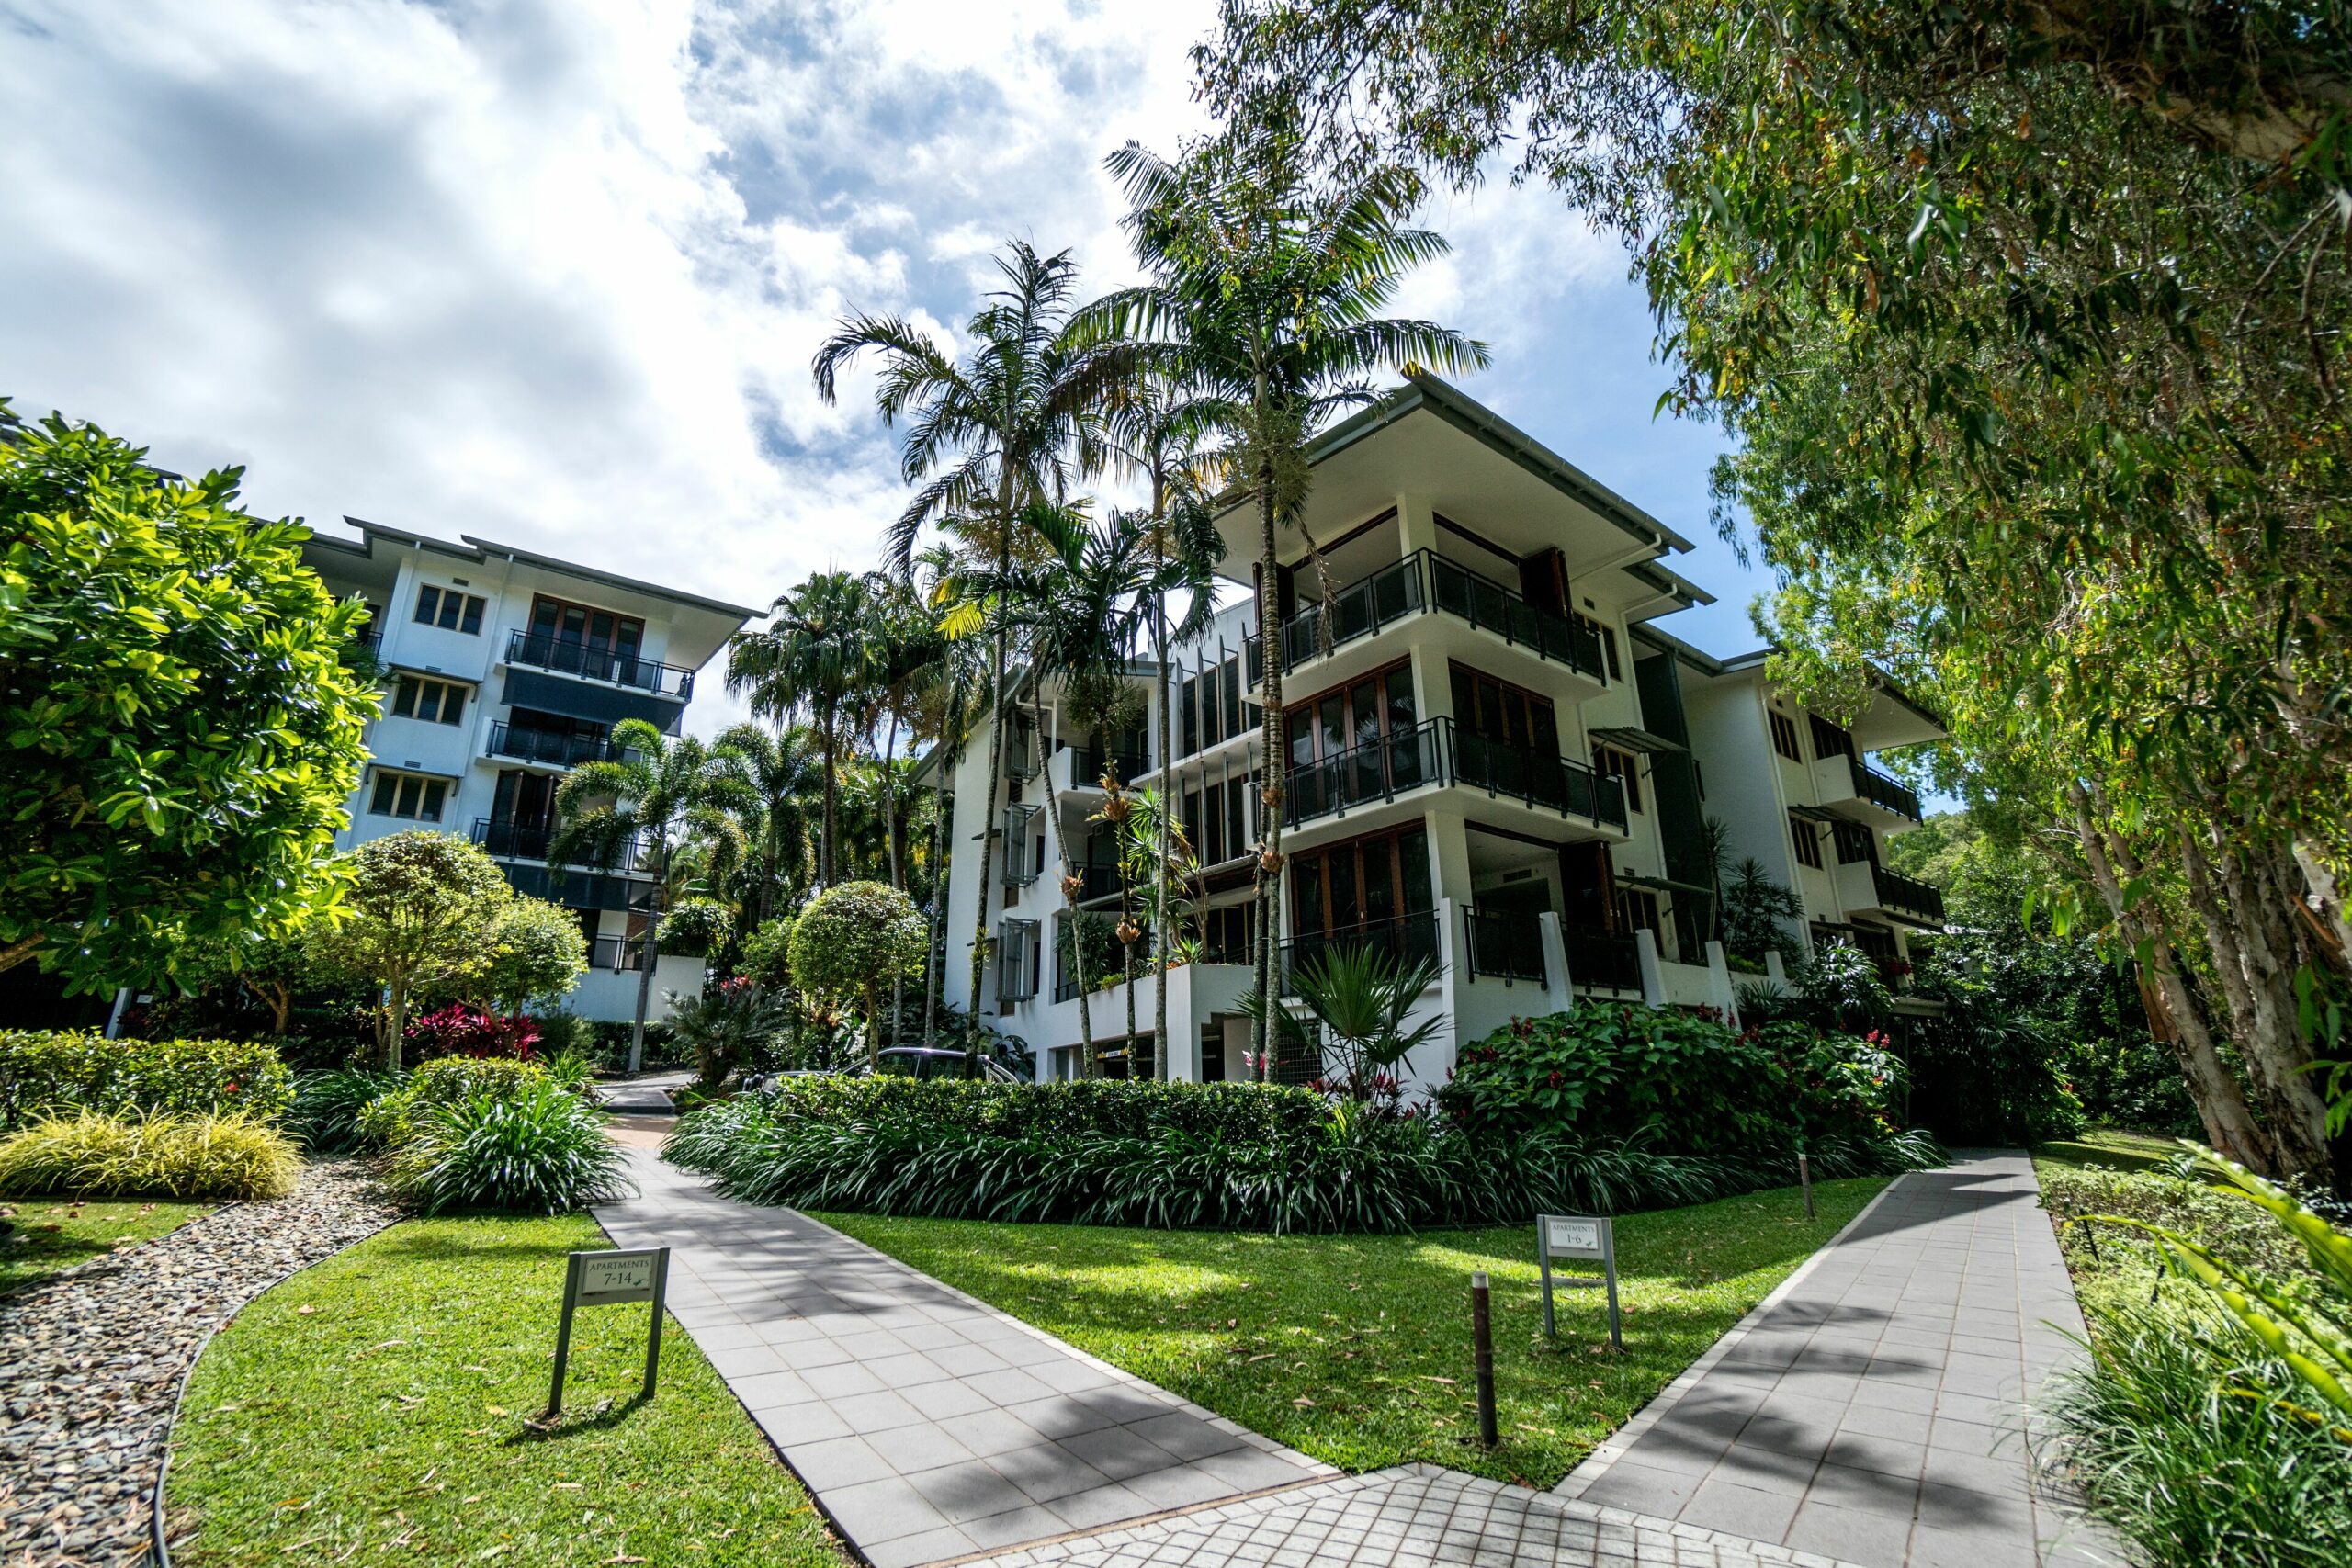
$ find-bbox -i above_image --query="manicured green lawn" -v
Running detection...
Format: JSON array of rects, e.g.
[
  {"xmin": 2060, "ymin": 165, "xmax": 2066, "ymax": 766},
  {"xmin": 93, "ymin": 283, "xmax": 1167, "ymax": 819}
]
[
  {"xmin": 170, "ymin": 1213, "xmax": 844, "ymax": 1567},
  {"xmin": 1, "ymin": 1194, "xmax": 210, "ymax": 1294},
  {"xmin": 821, "ymin": 1177, "xmax": 1887, "ymax": 1487},
  {"xmin": 2033, "ymin": 1126, "xmax": 2191, "ymax": 1178}
]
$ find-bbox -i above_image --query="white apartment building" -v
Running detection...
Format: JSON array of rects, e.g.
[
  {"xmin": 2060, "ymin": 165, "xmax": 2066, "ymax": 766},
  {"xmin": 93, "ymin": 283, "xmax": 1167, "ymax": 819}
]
[
  {"xmin": 302, "ymin": 519, "xmax": 756, "ymax": 1023},
  {"xmin": 934, "ymin": 376, "xmax": 1944, "ymax": 1092}
]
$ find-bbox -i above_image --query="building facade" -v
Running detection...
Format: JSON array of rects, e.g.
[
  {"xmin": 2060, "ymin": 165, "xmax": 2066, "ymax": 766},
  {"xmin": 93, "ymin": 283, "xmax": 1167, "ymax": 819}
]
[
  {"xmin": 301, "ymin": 519, "xmax": 756, "ymax": 1023},
  {"xmin": 934, "ymin": 376, "xmax": 1944, "ymax": 1092}
]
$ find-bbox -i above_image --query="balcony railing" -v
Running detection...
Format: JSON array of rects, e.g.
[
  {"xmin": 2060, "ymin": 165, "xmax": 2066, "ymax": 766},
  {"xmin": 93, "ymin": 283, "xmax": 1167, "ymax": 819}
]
[
  {"xmin": 1066, "ymin": 863, "xmax": 1123, "ymax": 903},
  {"xmin": 1465, "ymin": 909, "xmax": 1546, "ymax": 985},
  {"xmin": 1848, "ymin": 756, "xmax": 1923, "ymax": 823},
  {"xmin": 505, "ymin": 631, "xmax": 695, "ymax": 700},
  {"xmin": 1069, "ymin": 743, "xmax": 1148, "ymax": 790},
  {"xmin": 1244, "ymin": 550, "xmax": 1606, "ymax": 685},
  {"xmin": 471, "ymin": 818, "xmax": 649, "ymax": 874},
  {"xmin": 1871, "ymin": 864, "xmax": 1946, "ymax": 926},
  {"xmin": 486, "ymin": 721, "xmax": 631, "ymax": 770},
  {"xmin": 1565, "ymin": 927, "xmax": 1644, "ymax": 995},
  {"xmin": 586, "ymin": 935, "xmax": 649, "ymax": 972},
  {"xmin": 1285, "ymin": 717, "xmax": 1628, "ymax": 834},
  {"xmin": 1279, "ymin": 909, "xmax": 1442, "ymax": 996}
]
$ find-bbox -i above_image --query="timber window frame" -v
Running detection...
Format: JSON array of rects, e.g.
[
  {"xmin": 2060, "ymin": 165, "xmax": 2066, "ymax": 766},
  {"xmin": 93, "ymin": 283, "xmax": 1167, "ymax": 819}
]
[
  {"xmin": 368, "ymin": 769, "xmax": 448, "ymax": 823},
  {"xmin": 390, "ymin": 674, "xmax": 469, "ymax": 727},
  {"xmin": 412, "ymin": 584, "xmax": 486, "ymax": 635}
]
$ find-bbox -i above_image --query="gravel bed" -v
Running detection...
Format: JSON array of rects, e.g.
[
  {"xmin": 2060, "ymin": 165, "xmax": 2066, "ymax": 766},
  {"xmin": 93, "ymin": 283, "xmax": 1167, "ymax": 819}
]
[{"xmin": 0, "ymin": 1161, "xmax": 402, "ymax": 1566}]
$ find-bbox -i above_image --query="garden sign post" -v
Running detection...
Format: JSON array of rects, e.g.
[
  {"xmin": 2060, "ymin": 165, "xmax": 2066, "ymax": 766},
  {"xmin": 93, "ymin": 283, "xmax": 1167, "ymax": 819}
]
[
  {"xmin": 1537, "ymin": 1214, "xmax": 1623, "ymax": 1349},
  {"xmin": 545, "ymin": 1247, "xmax": 671, "ymax": 1418}
]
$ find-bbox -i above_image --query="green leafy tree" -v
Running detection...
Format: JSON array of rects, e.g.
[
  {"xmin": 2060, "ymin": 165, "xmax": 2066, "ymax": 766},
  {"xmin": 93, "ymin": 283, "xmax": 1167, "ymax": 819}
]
[
  {"xmin": 727, "ymin": 571, "xmax": 878, "ymax": 888},
  {"xmin": 472, "ymin": 897, "xmax": 588, "ymax": 1015},
  {"xmin": 0, "ymin": 407, "xmax": 375, "ymax": 991},
  {"xmin": 1092, "ymin": 137, "xmax": 1486, "ymax": 1064},
  {"xmin": 174, "ymin": 922, "xmax": 321, "ymax": 1036},
  {"xmin": 548, "ymin": 718, "xmax": 741, "ymax": 1074},
  {"xmin": 787, "ymin": 881, "xmax": 926, "ymax": 1070},
  {"xmin": 310, "ymin": 831, "xmax": 513, "ymax": 1069},
  {"xmin": 814, "ymin": 243, "xmax": 1109, "ymax": 1075}
]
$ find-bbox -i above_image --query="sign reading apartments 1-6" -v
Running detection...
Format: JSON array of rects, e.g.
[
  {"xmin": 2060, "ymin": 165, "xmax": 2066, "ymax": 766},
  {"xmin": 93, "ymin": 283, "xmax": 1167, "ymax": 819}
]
[{"xmin": 1538, "ymin": 1214, "xmax": 1623, "ymax": 1349}]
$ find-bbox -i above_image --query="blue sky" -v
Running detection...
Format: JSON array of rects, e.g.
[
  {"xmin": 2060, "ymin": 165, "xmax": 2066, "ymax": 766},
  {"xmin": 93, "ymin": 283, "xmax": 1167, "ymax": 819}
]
[{"xmin": 0, "ymin": 0, "xmax": 1772, "ymax": 731}]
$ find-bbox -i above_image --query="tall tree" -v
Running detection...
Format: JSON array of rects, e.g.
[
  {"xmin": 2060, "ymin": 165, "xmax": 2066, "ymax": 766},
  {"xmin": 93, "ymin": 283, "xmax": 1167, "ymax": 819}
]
[
  {"xmin": 548, "ymin": 718, "xmax": 742, "ymax": 1074},
  {"xmin": 708, "ymin": 720, "xmax": 822, "ymax": 924},
  {"xmin": 727, "ymin": 570, "xmax": 877, "ymax": 890},
  {"xmin": 814, "ymin": 243, "xmax": 1110, "ymax": 1076},
  {"xmin": 1093, "ymin": 138, "xmax": 1486, "ymax": 1068},
  {"xmin": 906, "ymin": 545, "xmax": 989, "ymax": 1049}
]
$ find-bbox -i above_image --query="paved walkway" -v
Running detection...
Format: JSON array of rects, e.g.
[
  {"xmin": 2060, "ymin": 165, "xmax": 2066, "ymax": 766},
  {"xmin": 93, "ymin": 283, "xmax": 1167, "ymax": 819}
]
[
  {"xmin": 1556, "ymin": 1153, "xmax": 2109, "ymax": 1568},
  {"xmin": 596, "ymin": 1154, "xmax": 1331, "ymax": 1568}
]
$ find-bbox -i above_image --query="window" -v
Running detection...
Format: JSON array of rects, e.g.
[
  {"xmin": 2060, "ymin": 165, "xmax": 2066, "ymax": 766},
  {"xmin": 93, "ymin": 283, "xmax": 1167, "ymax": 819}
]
[
  {"xmin": 1808, "ymin": 715, "xmax": 1854, "ymax": 760},
  {"xmin": 1573, "ymin": 613, "xmax": 1623, "ymax": 680},
  {"xmin": 1290, "ymin": 826, "xmax": 1433, "ymax": 935},
  {"xmin": 1447, "ymin": 662, "xmax": 1559, "ymax": 752},
  {"xmin": 390, "ymin": 674, "xmax": 468, "ymax": 727},
  {"xmin": 1616, "ymin": 887, "xmax": 1662, "ymax": 937},
  {"xmin": 1832, "ymin": 818, "xmax": 1876, "ymax": 865},
  {"xmin": 1182, "ymin": 776, "xmax": 1252, "ymax": 866},
  {"xmin": 1790, "ymin": 812, "xmax": 1825, "ymax": 869},
  {"xmin": 1768, "ymin": 709, "xmax": 1805, "ymax": 762},
  {"xmin": 1179, "ymin": 674, "xmax": 1199, "ymax": 756},
  {"xmin": 527, "ymin": 594, "xmax": 643, "ymax": 657},
  {"xmin": 412, "ymin": 584, "xmax": 486, "ymax": 635},
  {"xmin": 1595, "ymin": 745, "xmax": 1643, "ymax": 813},
  {"xmin": 1288, "ymin": 660, "xmax": 1419, "ymax": 765},
  {"xmin": 368, "ymin": 770, "xmax": 447, "ymax": 822}
]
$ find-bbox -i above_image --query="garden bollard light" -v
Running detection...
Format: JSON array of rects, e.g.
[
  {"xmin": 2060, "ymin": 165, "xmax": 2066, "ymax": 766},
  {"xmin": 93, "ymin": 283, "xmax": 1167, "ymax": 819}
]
[{"xmin": 1471, "ymin": 1270, "xmax": 1498, "ymax": 1449}]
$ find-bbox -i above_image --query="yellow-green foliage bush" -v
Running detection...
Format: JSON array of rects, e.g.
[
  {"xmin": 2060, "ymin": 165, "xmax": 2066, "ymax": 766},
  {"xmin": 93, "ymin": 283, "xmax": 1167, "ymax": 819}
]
[
  {"xmin": 355, "ymin": 1056, "xmax": 547, "ymax": 1150},
  {"xmin": 0, "ymin": 1031, "xmax": 294, "ymax": 1125},
  {"xmin": 0, "ymin": 1110, "xmax": 300, "ymax": 1200}
]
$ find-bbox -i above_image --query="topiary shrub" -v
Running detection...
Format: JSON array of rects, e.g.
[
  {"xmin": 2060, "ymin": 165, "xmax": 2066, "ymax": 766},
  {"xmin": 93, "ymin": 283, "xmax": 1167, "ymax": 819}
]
[
  {"xmin": 384, "ymin": 1078, "xmax": 632, "ymax": 1215},
  {"xmin": 356, "ymin": 1055, "xmax": 547, "ymax": 1150},
  {"xmin": 0, "ymin": 1031, "xmax": 294, "ymax": 1127},
  {"xmin": 787, "ymin": 882, "xmax": 925, "ymax": 1067},
  {"xmin": 0, "ymin": 1110, "xmax": 301, "ymax": 1200}
]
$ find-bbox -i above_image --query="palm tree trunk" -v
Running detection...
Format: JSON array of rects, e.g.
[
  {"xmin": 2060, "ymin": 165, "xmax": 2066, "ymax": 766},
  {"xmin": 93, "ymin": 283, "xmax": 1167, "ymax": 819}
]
[
  {"xmin": 882, "ymin": 708, "xmax": 903, "ymax": 1049},
  {"xmin": 1153, "ymin": 597, "xmax": 1170, "ymax": 1081},
  {"xmin": 1251, "ymin": 461, "xmax": 1284, "ymax": 1082},
  {"xmin": 629, "ymin": 843, "xmax": 665, "ymax": 1076},
  {"xmin": 1037, "ymin": 689, "xmax": 1096, "ymax": 1074},
  {"xmin": 923, "ymin": 742, "xmax": 950, "ymax": 1050},
  {"xmin": 966, "ymin": 528, "xmax": 1014, "ymax": 1080},
  {"xmin": 820, "ymin": 713, "xmax": 839, "ymax": 888}
]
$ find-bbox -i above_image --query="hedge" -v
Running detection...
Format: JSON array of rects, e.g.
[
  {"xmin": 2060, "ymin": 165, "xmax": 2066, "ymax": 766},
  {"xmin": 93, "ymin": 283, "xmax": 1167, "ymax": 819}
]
[{"xmin": 0, "ymin": 1031, "xmax": 294, "ymax": 1126}]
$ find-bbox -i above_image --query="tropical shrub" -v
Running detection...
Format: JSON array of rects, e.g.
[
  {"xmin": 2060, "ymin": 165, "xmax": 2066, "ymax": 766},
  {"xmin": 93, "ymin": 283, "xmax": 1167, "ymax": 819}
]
[
  {"xmin": 0, "ymin": 1110, "xmax": 301, "ymax": 1200},
  {"xmin": 665, "ymin": 977, "xmax": 787, "ymax": 1089},
  {"xmin": 384, "ymin": 1077, "xmax": 631, "ymax": 1215},
  {"xmin": 788, "ymin": 882, "xmax": 925, "ymax": 1066},
  {"xmin": 284, "ymin": 1067, "xmax": 401, "ymax": 1155},
  {"xmin": 355, "ymin": 1055, "xmax": 547, "ymax": 1150},
  {"xmin": 404, "ymin": 1005, "xmax": 540, "ymax": 1062},
  {"xmin": 1437, "ymin": 1006, "xmax": 1910, "ymax": 1161},
  {"xmin": 0, "ymin": 1031, "xmax": 294, "ymax": 1126},
  {"xmin": 471, "ymin": 896, "xmax": 589, "ymax": 1013},
  {"xmin": 658, "ymin": 896, "xmax": 734, "ymax": 959}
]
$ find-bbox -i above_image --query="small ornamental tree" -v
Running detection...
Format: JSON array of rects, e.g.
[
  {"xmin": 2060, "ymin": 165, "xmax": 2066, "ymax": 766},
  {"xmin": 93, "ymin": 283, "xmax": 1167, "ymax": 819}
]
[
  {"xmin": 175, "ymin": 922, "xmax": 319, "ymax": 1035},
  {"xmin": 0, "ymin": 405, "xmax": 376, "ymax": 991},
  {"xmin": 786, "ymin": 881, "xmax": 924, "ymax": 1070},
  {"xmin": 473, "ymin": 897, "xmax": 588, "ymax": 1015},
  {"xmin": 311, "ymin": 831, "xmax": 514, "ymax": 1069}
]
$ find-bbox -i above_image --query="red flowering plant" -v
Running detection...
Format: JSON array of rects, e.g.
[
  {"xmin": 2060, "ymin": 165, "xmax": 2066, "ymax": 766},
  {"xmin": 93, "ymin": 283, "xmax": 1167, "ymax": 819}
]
[{"xmin": 404, "ymin": 1004, "xmax": 540, "ymax": 1062}]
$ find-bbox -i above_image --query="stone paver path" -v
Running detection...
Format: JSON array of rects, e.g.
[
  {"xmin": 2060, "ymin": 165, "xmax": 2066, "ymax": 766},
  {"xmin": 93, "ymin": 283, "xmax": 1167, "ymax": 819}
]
[
  {"xmin": 596, "ymin": 1154, "xmax": 1330, "ymax": 1568},
  {"xmin": 1556, "ymin": 1153, "xmax": 2110, "ymax": 1568},
  {"xmin": 962, "ymin": 1463, "xmax": 1882, "ymax": 1568}
]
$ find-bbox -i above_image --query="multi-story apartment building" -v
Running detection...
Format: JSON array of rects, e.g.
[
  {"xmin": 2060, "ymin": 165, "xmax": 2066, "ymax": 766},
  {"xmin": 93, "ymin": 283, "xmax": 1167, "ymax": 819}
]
[
  {"xmin": 301, "ymin": 519, "xmax": 756, "ymax": 1023},
  {"xmin": 934, "ymin": 375, "xmax": 1944, "ymax": 1091}
]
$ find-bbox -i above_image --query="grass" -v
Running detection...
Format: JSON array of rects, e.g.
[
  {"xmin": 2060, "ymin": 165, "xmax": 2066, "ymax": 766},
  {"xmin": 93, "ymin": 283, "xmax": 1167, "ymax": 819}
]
[
  {"xmin": 0, "ymin": 1194, "xmax": 211, "ymax": 1294},
  {"xmin": 2032, "ymin": 1125, "xmax": 2191, "ymax": 1177},
  {"xmin": 820, "ymin": 1176, "xmax": 1888, "ymax": 1487},
  {"xmin": 168, "ymin": 1213, "xmax": 844, "ymax": 1567}
]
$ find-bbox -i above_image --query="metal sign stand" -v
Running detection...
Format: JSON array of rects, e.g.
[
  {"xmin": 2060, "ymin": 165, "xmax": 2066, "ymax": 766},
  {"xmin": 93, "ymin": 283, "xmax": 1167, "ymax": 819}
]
[
  {"xmin": 1538, "ymin": 1213, "xmax": 1623, "ymax": 1350},
  {"xmin": 546, "ymin": 1246, "xmax": 671, "ymax": 1418}
]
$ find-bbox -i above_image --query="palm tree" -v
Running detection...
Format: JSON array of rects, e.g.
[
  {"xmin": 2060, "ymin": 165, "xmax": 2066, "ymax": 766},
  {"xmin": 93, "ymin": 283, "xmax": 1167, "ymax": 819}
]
[
  {"xmin": 1099, "ymin": 372, "xmax": 1225, "ymax": 1078},
  {"xmin": 548, "ymin": 718, "xmax": 743, "ymax": 1073},
  {"xmin": 814, "ymin": 243, "xmax": 1112, "ymax": 1076},
  {"xmin": 727, "ymin": 570, "xmax": 878, "ymax": 889},
  {"xmin": 709, "ymin": 721, "xmax": 822, "ymax": 923},
  {"xmin": 907, "ymin": 545, "xmax": 989, "ymax": 1049},
  {"xmin": 1093, "ymin": 137, "xmax": 1487, "ymax": 1072}
]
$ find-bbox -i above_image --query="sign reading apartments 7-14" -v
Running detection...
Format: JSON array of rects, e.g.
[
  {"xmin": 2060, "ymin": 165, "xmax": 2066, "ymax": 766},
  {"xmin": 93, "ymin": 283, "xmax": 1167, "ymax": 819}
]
[
  {"xmin": 1538, "ymin": 1214, "xmax": 1623, "ymax": 1349},
  {"xmin": 545, "ymin": 1247, "xmax": 671, "ymax": 1417}
]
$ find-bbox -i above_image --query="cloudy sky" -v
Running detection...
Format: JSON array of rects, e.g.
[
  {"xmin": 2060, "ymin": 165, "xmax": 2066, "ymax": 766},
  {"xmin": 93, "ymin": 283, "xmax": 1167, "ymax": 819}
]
[{"xmin": 0, "ymin": 0, "xmax": 1765, "ymax": 731}]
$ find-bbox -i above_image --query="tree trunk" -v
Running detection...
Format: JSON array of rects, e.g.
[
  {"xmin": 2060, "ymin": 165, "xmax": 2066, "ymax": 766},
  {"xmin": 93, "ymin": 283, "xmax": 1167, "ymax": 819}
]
[
  {"xmin": 820, "ymin": 714, "xmax": 839, "ymax": 889},
  {"xmin": 245, "ymin": 978, "xmax": 293, "ymax": 1036},
  {"xmin": 629, "ymin": 848, "xmax": 664, "ymax": 1077},
  {"xmin": 0, "ymin": 936, "xmax": 39, "ymax": 975},
  {"xmin": 1036, "ymin": 690, "xmax": 1095, "ymax": 1073},
  {"xmin": 966, "ymin": 517, "xmax": 1015, "ymax": 1081},
  {"xmin": 882, "ymin": 709, "xmax": 903, "ymax": 1049},
  {"xmin": 923, "ymin": 748, "xmax": 949, "ymax": 1051},
  {"xmin": 1153, "ymin": 600, "xmax": 1171, "ymax": 1081},
  {"xmin": 1251, "ymin": 461, "xmax": 1284, "ymax": 1082},
  {"xmin": 385, "ymin": 976, "xmax": 409, "ymax": 1073}
]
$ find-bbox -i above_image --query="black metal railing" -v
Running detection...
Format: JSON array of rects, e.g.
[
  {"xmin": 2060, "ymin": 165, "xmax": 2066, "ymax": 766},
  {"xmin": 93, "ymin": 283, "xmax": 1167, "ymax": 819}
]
[
  {"xmin": 1871, "ymin": 865, "xmax": 1947, "ymax": 925},
  {"xmin": 1069, "ymin": 744, "xmax": 1148, "ymax": 790},
  {"xmin": 487, "ymin": 721, "xmax": 631, "ymax": 769},
  {"xmin": 1278, "ymin": 910, "xmax": 1443, "ymax": 995},
  {"xmin": 505, "ymin": 631, "xmax": 695, "ymax": 699},
  {"xmin": 1465, "ymin": 909, "xmax": 1547, "ymax": 985},
  {"xmin": 1566, "ymin": 927, "xmax": 1644, "ymax": 995},
  {"xmin": 1243, "ymin": 550, "xmax": 1606, "ymax": 685},
  {"xmin": 1848, "ymin": 756, "xmax": 1923, "ymax": 822},
  {"xmin": 1285, "ymin": 717, "xmax": 1629, "ymax": 834},
  {"xmin": 471, "ymin": 817, "xmax": 648, "ymax": 873},
  {"xmin": 586, "ymin": 935, "xmax": 649, "ymax": 972},
  {"xmin": 1066, "ymin": 863, "xmax": 1123, "ymax": 903}
]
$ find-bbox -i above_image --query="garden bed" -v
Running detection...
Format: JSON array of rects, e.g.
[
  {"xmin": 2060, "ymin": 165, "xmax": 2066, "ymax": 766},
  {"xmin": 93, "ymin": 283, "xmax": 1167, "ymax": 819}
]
[
  {"xmin": 165, "ymin": 1212, "xmax": 844, "ymax": 1567},
  {"xmin": 819, "ymin": 1176, "xmax": 1888, "ymax": 1487}
]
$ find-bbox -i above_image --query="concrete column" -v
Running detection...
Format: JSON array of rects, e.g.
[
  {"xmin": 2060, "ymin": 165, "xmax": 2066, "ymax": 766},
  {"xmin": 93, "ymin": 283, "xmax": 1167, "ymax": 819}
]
[
  {"xmin": 1705, "ymin": 939, "xmax": 1738, "ymax": 1025},
  {"xmin": 1539, "ymin": 911, "xmax": 1573, "ymax": 1013},
  {"xmin": 1634, "ymin": 929, "xmax": 1667, "ymax": 1008},
  {"xmin": 1764, "ymin": 949, "xmax": 1790, "ymax": 991},
  {"xmin": 1426, "ymin": 809, "xmax": 1476, "ymax": 908}
]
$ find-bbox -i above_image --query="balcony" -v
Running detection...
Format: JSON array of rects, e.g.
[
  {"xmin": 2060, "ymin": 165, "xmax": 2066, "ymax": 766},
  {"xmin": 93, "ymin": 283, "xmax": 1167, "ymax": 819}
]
[
  {"xmin": 1278, "ymin": 909, "xmax": 1443, "ymax": 996},
  {"xmin": 1565, "ymin": 927, "xmax": 1644, "ymax": 995},
  {"xmin": 471, "ymin": 818, "xmax": 650, "ymax": 874},
  {"xmin": 1815, "ymin": 752, "xmax": 1924, "ymax": 828},
  {"xmin": 1464, "ymin": 909, "xmax": 1546, "ymax": 985},
  {"xmin": 1050, "ymin": 742, "xmax": 1148, "ymax": 797},
  {"xmin": 1244, "ymin": 550, "xmax": 1607, "ymax": 689},
  {"xmin": 1286, "ymin": 717, "xmax": 1629, "ymax": 836},
  {"xmin": 1065, "ymin": 863, "xmax": 1124, "ymax": 904},
  {"xmin": 1834, "ymin": 858, "xmax": 1946, "ymax": 928},
  {"xmin": 504, "ymin": 631, "xmax": 695, "ymax": 700},
  {"xmin": 486, "ymin": 721, "xmax": 632, "ymax": 770}
]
